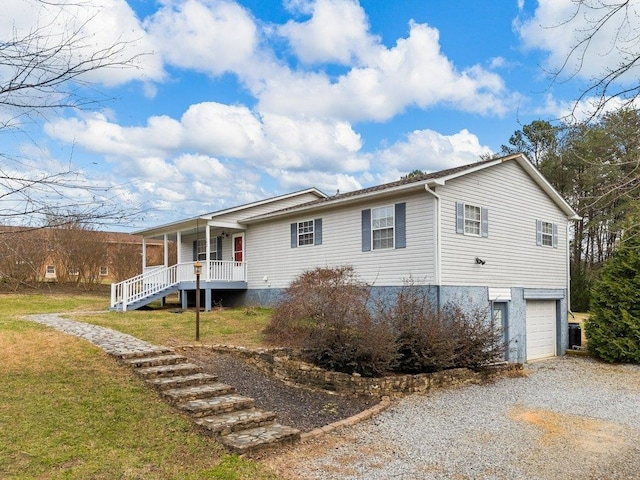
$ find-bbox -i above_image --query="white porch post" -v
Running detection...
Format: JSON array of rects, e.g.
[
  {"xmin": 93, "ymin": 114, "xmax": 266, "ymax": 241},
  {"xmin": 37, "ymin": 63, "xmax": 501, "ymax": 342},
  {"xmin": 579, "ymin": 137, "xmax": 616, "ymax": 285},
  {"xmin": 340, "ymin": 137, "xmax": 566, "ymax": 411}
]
[
  {"xmin": 205, "ymin": 224, "xmax": 211, "ymax": 281},
  {"xmin": 142, "ymin": 238, "xmax": 147, "ymax": 269},
  {"xmin": 163, "ymin": 233, "xmax": 169, "ymax": 267},
  {"xmin": 176, "ymin": 231, "xmax": 182, "ymax": 263}
]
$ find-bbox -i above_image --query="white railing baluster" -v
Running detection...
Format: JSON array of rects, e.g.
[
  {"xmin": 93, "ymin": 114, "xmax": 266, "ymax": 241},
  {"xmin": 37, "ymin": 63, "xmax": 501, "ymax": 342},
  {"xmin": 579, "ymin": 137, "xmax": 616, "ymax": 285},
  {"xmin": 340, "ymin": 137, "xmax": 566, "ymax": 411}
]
[{"xmin": 110, "ymin": 261, "xmax": 247, "ymax": 310}]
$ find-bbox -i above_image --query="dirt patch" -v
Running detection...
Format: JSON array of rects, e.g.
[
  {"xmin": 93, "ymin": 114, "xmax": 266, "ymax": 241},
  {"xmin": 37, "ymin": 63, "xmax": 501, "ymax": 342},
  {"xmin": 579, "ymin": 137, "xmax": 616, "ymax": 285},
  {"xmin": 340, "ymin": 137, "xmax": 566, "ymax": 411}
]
[{"xmin": 510, "ymin": 406, "xmax": 627, "ymax": 453}]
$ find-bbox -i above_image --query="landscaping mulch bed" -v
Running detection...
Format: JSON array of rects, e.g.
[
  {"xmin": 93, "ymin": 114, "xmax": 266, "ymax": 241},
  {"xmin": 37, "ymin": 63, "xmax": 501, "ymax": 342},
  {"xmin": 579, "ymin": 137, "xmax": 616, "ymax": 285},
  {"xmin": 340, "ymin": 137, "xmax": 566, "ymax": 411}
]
[{"xmin": 184, "ymin": 349, "xmax": 377, "ymax": 432}]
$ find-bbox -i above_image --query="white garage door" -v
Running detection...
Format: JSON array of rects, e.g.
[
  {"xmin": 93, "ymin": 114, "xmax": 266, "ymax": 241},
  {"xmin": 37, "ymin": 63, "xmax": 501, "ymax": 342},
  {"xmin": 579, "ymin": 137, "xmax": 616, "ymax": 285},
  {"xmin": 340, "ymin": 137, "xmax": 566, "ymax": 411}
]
[{"xmin": 526, "ymin": 300, "xmax": 557, "ymax": 361}]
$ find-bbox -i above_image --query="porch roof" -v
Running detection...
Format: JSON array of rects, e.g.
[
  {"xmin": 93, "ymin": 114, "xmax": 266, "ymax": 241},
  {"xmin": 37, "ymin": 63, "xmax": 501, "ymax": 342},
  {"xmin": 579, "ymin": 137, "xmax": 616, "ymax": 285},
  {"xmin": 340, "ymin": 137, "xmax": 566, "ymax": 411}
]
[{"xmin": 134, "ymin": 187, "xmax": 326, "ymax": 238}]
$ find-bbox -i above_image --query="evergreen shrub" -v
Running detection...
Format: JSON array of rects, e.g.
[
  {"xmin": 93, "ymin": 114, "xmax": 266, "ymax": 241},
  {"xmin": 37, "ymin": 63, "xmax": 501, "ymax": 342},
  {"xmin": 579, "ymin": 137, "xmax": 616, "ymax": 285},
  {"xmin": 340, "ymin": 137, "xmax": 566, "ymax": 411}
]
[{"xmin": 585, "ymin": 226, "xmax": 640, "ymax": 363}]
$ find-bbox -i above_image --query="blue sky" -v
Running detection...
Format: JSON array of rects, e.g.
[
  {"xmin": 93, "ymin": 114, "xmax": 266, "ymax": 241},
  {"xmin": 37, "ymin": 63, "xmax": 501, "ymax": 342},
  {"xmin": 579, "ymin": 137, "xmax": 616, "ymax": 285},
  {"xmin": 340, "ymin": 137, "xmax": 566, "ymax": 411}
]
[{"xmin": 3, "ymin": 0, "xmax": 634, "ymax": 231}]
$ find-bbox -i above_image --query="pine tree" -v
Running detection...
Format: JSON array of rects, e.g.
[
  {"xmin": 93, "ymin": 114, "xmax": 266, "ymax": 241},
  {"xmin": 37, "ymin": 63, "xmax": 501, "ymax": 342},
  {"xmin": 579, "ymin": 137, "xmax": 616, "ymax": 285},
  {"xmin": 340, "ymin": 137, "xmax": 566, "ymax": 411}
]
[{"xmin": 585, "ymin": 221, "xmax": 640, "ymax": 363}]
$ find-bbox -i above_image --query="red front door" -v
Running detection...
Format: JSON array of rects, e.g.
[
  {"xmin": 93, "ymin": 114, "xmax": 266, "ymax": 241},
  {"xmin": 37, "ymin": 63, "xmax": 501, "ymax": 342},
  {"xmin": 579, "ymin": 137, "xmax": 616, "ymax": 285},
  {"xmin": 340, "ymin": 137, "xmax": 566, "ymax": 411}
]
[{"xmin": 233, "ymin": 235, "xmax": 243, "ymax": 262}]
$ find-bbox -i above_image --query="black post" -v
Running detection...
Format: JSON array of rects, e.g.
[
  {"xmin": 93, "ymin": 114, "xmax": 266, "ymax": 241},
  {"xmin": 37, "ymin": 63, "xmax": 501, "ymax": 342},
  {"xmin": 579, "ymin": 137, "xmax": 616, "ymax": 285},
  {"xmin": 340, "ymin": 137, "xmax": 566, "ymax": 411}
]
[{"xmin": 195, "ymin": 271, "xmax": 200, "ymax": 341}]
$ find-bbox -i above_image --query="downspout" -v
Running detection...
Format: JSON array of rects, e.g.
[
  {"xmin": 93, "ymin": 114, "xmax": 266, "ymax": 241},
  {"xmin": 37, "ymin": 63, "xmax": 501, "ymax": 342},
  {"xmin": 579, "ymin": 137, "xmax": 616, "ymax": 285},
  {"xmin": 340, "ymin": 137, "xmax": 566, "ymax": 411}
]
[
  {"xmin": 567, "ymin": 221, "xmax": 574, "ymax": 319},
  {"xmin": 424, "ymin": 184, "xmax": 441, "ymax": 309}
]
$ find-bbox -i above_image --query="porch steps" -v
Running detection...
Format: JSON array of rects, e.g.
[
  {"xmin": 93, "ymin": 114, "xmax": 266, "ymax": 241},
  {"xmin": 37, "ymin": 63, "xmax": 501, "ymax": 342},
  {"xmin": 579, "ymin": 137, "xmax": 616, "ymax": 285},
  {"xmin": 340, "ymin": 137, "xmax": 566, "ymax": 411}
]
[
  {"xmin": 115, "ymin": 350, "xmax": 300, "ymax": 453},
  {"xmin": 111, "ymin": 284, "xmax": 180, "ymax": 312}
]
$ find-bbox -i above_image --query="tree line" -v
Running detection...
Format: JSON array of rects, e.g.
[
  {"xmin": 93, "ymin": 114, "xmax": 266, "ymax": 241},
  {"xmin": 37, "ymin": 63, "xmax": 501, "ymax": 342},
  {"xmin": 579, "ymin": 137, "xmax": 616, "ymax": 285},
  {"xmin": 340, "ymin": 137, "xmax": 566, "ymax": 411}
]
[{"xmin": 0, "ymin": 219, "xmax": 168, "ymax": 291}]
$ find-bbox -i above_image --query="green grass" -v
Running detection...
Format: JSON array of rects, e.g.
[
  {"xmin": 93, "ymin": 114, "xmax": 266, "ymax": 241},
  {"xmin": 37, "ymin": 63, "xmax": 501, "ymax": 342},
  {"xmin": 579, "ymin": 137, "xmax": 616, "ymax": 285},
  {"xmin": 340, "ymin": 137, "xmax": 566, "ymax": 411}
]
[
  {"xmin": 73, "ymin": 307, "xmax": 273, "ymax": 348},
  {"xmin": 0, "ymin": 293, "xmax": 279, "ymax": 479}
]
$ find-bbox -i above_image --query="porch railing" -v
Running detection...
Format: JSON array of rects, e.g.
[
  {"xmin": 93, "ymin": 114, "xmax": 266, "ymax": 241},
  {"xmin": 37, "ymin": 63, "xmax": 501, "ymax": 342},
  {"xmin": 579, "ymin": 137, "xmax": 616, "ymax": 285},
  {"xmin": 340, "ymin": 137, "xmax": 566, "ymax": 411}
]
[{"xmin": 111, "ymin": 260, "xmax": 247, "ymax": 311}]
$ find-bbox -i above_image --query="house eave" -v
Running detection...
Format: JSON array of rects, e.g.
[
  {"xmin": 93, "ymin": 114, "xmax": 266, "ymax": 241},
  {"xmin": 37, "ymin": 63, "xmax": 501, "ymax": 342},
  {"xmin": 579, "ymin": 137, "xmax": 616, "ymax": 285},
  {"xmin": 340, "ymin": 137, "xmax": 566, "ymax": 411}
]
[
  {"xmin": 244, "ymin": 181, "xmax": 430, "ymax": 224},
  {"xmin": 134, "ymin": 187, "xmax": 327, "ymax": 237},
  {"xmin": 244, "ymin": 153, "xmax": 580, "ymax": 224}
]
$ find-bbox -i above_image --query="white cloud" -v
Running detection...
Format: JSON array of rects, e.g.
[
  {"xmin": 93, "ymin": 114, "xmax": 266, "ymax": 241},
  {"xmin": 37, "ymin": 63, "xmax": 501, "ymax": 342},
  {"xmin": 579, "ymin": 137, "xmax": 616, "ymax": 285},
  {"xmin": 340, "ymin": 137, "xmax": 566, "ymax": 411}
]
[
  {"xmin": 145, "ymin": 0, "xmax": 258, "ymax": 76},
  {"xmin": 516, "ymin": 0, "xmax": 640, "ymax": 83},
  {"xmin": 374, "ymin": 128, "xmax": 492, "ymax": 173},
  {"xmin": 278, "ymin": 0, "xmax": 379, "ymax": 65},
  {"xmin": 267, "ymin": 168, "xmax": 362, "ymax": 194},
  {"xmin": 0, "ymin": 0, "xmax": 165, "ymax": 87},
  {"xmin": 260, "ymin": 20, "xmax": 515, "ymax": 121},
  {"xmin": 44, "ymin": 112, "xmax": 183, "ymax": 159},
  {"xmin": 174, "ymin": 153, "xmax": 231, "ymax": 179},
  {"xmin": 261, "ymin": 113, "xmax": 366, "ymax": 171},
  {"xmin": 181, "ymin": 102, "xmax": 266, "ymax": 158}
]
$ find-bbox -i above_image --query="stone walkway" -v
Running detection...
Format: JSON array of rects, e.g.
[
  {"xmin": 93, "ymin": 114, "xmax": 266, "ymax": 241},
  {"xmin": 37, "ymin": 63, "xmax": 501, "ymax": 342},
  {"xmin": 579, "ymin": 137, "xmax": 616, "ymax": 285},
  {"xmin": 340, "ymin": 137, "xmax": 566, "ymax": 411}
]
[
  {"xmin": 28, "ymin": 314, "xmax": 164, "ymax": 357},
  {"xmin": 24, "ymin": 313, "xmax": 300, "ymax": 453}
]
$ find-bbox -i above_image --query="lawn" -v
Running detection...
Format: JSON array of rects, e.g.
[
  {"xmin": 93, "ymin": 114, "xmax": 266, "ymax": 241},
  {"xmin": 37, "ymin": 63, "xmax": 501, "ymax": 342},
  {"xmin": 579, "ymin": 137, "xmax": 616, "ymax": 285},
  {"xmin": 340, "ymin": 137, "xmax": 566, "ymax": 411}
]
[
  {"xmin": 0, "ymin": 291, "xmax": 279, "ymax": 480},
  {"xmin": 73, "ymin": 305, "xmax": 272, "ymax": 348}
]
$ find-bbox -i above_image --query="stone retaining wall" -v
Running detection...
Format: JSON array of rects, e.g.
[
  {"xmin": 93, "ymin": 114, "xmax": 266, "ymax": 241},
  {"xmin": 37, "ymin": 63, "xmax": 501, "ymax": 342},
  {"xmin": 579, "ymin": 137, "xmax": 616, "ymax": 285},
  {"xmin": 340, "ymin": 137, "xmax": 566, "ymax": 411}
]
[{"xmin": 178, "ymin": 344, "xmax": 522, "ymax": 398}]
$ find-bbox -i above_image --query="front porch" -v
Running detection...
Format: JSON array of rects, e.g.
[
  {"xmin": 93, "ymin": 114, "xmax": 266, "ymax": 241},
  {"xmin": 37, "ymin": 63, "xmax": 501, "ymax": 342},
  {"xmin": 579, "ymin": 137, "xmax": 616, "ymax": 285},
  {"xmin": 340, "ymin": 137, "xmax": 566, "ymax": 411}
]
[{"xmin": 110, "ymin": 260, "xmax": 247, "ymax": 312}]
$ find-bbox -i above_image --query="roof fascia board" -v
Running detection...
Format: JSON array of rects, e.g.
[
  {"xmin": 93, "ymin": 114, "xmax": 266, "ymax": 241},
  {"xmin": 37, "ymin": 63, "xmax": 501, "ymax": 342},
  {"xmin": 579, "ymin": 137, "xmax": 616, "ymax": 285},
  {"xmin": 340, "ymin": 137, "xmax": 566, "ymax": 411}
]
[
  {"xmin": 245, "ymin": 181, "xmax": 429, "ymax": 224},
  {"xmin": 134, "ymin": 187, "xmax": 326, "ymax": 236},
  {"xmin": 509, "ymin": 155, "xmax": 581, "ymax": 220},
  {"xmin": 430, "ymin": 154, "xmax": 579, "ymax": 220}
]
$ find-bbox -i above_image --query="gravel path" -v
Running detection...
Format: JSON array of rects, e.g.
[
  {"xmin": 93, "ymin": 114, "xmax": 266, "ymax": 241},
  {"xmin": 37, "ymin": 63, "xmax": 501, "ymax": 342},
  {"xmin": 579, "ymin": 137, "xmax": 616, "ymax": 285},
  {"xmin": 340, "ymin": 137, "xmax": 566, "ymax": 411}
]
[{"xmin": 268, "ymin": 356, "xmax": 640, "ymax": 480}]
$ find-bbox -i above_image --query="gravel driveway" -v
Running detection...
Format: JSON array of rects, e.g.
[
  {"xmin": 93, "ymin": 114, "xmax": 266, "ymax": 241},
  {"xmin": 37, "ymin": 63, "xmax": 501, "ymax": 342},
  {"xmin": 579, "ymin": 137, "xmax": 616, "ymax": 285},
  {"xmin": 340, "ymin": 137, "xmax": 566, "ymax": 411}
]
[{"xmin": 267, "ymin": 356, "xmax": 640, "ymax": 480}]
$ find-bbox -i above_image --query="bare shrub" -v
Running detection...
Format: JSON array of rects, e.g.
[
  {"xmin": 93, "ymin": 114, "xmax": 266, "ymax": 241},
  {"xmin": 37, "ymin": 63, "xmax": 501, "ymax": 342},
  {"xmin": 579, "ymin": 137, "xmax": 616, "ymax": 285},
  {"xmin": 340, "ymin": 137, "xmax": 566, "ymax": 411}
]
[
  {"xmin": 442, "ymin": 303, "xmax": 507, "ymax": 370},
  {"xmin": 266, "ymin": 269, "xmax": 507, "ymax": 377},
  {"xmin": 264, "ymin": 266, "xmax": 397, "ymax": 376},
  {"xmin": 378, "ymin": 283, "xmax": 506, "ymax": 373},
  {"xmin": 264, "ymin": 266, "xmax": 371, "ymax": 346},
  {"xmin": 304, "ymin": 312, "xmax": 397, "ymax": 377}
]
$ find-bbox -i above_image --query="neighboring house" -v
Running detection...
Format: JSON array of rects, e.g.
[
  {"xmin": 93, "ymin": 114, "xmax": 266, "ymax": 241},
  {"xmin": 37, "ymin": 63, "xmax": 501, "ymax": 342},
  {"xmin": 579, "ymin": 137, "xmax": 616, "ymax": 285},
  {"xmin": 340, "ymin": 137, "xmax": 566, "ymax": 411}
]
[
  {"xmin": 115, "ymin": 153, "xmax": 580, "ymax": 363},
  {"xmin": 0, "ymin": 226, "xmax": 164, "ymax": 285}
]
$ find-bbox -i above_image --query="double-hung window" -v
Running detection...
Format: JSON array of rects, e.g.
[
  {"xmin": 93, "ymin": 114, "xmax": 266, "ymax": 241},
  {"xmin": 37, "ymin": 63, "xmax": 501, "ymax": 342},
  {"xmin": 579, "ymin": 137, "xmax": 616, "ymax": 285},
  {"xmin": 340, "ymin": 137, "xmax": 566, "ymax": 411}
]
[
  {"xmin": 297, "ymin": 220, "xmax": 314, "ymax": 246},
  {"xmin": 372, "ymin": 206, "xmax": 395, "ymax": 250},
  {"xmin": 455, "ymin": 202, "xmax": 489, "ymax": 237},
  {"xmin": 536, "ymin": 220, "xmax": 558, "ymax": 248},
  {"xmin": 195, "ymin": 237, "xmax": 221, "ymax": 260},
  {"xmin": 464, "ymin": 204, "xmax": 481, "ymax": 236},
  {"xmin": 291, "ymin": 219, "xmax": 323, "ymax": 248},
  {"xmin": 361, "ymin": 203, "xmax": 406, "ymax": 252}
]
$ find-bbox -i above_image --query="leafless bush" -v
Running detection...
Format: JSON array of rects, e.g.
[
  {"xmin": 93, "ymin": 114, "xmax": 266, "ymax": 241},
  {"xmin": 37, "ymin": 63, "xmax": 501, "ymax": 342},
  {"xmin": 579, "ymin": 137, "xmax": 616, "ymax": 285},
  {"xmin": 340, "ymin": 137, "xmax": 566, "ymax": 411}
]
[
  {"xmin": 378, "ymin": 283, "xmax": 506, "ymax": 373},
  {"xmin": 266, "ymin": 269, "xmax": 507, "ymax": 377},
  {"xmin": 265, "ymin": 266, "xmax": 371, "ymax": 345},
  {"xmin": 264, "ymin": 266, "xmax": 397, "ymax": 376}
]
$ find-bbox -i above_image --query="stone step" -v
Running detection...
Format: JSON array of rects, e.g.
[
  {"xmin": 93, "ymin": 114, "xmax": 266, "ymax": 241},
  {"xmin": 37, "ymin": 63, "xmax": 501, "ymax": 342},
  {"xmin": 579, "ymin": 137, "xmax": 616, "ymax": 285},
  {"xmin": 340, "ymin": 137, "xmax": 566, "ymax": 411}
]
[
  {"xmin": 161, "ymin": 382, "xmax": 237, "ymax": 404},
  {"xmin": 195, "ymin": 409, "xmax": 277, "ymax": 436},
  {"xmin": 219, "ymin": 424, "xmax": 301, "ymax": 454},
  {"xmin": 177, "ymin": 394, "xmax": 255, "ymax": 418},
  {"xmin": 117, "ymin": 348, "xmax": 173, "ymax": 360},
  {"xmin": 135, "ymin": 362, "xmax": 202, "ymax": 379},
  {"xmin": 122, "ymin": 354, "xmax": 187, "ymax": 368},
  {"xmin": 146, "ymin": 372, "xmax": 219, "ymax": 391}
]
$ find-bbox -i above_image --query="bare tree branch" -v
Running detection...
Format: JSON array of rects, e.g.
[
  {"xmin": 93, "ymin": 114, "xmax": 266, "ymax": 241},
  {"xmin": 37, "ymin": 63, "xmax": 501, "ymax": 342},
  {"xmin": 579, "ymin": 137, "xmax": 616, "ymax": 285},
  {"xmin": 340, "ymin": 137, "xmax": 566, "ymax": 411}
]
[{"xmin": 0, "ymin": 0, "xmax": 147, "ymax": 227}]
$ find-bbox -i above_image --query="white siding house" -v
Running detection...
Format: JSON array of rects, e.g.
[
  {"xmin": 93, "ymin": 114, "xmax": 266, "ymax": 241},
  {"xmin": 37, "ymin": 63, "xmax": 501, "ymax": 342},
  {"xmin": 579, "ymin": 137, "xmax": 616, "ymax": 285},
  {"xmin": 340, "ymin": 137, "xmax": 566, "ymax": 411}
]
[{"xmin": 114, "ymin": 154, "xmax": 579, "ymax": 363}]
